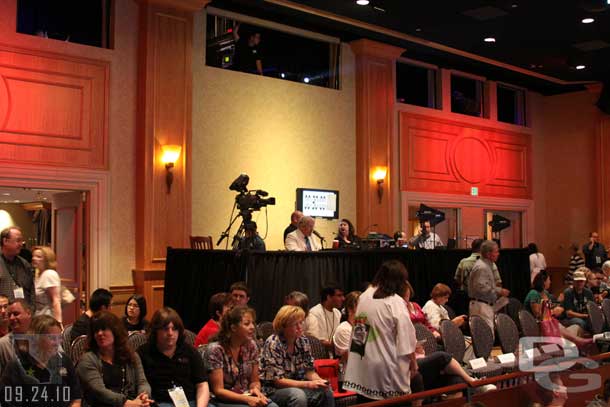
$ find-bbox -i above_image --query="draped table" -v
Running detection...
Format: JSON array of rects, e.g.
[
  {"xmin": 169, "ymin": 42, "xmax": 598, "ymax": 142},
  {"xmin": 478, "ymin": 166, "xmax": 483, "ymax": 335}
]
[{"xmin": 164, "ymin": 247, "xmax": 529, "ymax": 331}]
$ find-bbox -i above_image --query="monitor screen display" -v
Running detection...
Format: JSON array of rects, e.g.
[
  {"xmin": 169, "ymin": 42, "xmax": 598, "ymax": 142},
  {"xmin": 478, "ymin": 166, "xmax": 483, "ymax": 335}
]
[{"xmin": 296, "ymin": 188, "xmax": 339, "ymax": 219}]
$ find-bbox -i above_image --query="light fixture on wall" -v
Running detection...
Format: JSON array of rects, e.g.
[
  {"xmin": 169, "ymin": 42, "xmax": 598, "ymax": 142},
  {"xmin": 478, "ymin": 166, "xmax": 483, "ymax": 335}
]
[
  {"xmin": 372, "ymin": 166, "xmax": 387, "ymax": 203},
  {"xmin": 161, "ymin": 144, "xmax": 182, "ymax": 194}
]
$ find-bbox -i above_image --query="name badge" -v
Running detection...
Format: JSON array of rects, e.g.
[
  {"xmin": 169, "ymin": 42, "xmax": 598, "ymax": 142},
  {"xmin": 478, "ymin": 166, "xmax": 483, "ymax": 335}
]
[
  {"xmin": 13, "ymin": 287, "xmax": 24, "ymax": 299},
  {"xmin": 496, "ymin": 353, "xmax": 516, "ymax": 364},
  {"xmin": 168, "ymin": 386, "xmax": 189, "ymax": 407},
  {"xmin": 468, "ymin": 357, "xmax": 487, "ymax": 370},
  {"xmin": 541, "ymin": 344, "xmax": 561, "ymax": 354}
]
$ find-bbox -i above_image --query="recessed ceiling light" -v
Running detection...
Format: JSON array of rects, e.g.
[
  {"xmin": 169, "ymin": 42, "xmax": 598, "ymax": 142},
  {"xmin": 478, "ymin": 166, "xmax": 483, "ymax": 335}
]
[
  {"xmin": 280, "ymin": 73, "xmax": 285, "ymax": 78},
  {"xmin": 511, "ymin": 3, "xmax": 518, "ymax": 8},
  {"xmin": 303, "ymin": 77, "xmax": 310, "ymax": 83},
  {"xmin": 576, "ymin": 65, "xmax": 586, "ymax": 70},
  {"xmin": 484, "ymin": 37, "xmax": 496, "ymax": 43},
  {"xmin": 415, "ymin": 28, "xmax": 422, "ymax": 32},
  {"xmin": 582, "ymin": 18, "xmax": 594, "ymax": 24},
  {"xmin": 356, "ymin": 0, "xmax": 369, "ymax": 5}
]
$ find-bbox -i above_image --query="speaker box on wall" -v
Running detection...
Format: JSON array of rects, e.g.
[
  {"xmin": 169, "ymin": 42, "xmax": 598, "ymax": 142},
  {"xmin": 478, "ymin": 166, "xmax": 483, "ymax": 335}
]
[{"xmin": 597, "ymin": 82, "xmax": 610, "ymax": 115}]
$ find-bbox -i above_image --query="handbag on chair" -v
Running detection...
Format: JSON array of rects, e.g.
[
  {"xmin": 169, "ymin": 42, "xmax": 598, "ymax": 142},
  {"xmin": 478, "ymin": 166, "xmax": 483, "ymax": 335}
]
[{"xmin": 539, "ymin": 300, "xmax": 561, "ymax": 339}]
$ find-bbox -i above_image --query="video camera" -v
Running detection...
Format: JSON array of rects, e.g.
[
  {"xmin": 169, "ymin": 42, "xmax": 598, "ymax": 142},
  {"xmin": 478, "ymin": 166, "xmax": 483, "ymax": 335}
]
[{"xmin": 229, "ymin": 174, "xmax": 276, "ymax": 212}]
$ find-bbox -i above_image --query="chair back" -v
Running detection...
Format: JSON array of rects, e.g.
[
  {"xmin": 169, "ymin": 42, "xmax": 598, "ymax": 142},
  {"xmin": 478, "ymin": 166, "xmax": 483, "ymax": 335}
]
[
  {"xmin": 314, "ymin": 359, "xmax": 340, "ymax": 391},
  {"xmin": 413, "ymin": 323, "xmax": 437, "ymax": 356},
  {"xmin": 190, "ymin": 235, "xmax": 213, "ymax": 250},
  {"xmin": 62, "ymin": 324, "xmax": 73, "ymax": 353},
  {"xmin": 184, "ymin": 329, "xmax": 197, "ymax": 346},
  {"xmin": 470, "ymin": 315, "xmax": 494, "ymax": 359},
  {"xmin": 442, "ymin": 304, "xmax": 456, "ymax": 320},
  {"xmin": 306, "ymin": 335, "xmax": 329, "ymax": 359},
  {"xmin": 519, "ymin": 309, "xmax": 540, "ymax": 337},
  {"xmin": 602, "ymin": 299, "xmax": 610, "ymax": 327},
  {"xmin": 586, "ymin": 301, "xmax": 605, "ymax": 334},
  {"xmin": 504, "ymin": 297, "xmax": 523, "ymax": 332},
  {"xmin": 440, "ymin": 319, "xmax": 465, "ymax": 362},
  {"xmin": 257, "ymin": 321, "xmax": 274, "ymax": 341},
  {"xmin": 70, "ymin": 335, "xmax": 89, "ymax": 365},
  {"xmin": 495, "ymin": 313, "xmax": 520, "ymax": 354},
  {"xmin": 128, "ymin": 331, "xmax": 148, "ymax": 351}
]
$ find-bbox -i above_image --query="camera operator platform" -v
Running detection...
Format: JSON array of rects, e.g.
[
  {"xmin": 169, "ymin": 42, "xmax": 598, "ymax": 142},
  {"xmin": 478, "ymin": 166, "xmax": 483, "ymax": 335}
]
[{"xmin": 408, "ymin": 220, "xmax": 444, "ymax": 250}]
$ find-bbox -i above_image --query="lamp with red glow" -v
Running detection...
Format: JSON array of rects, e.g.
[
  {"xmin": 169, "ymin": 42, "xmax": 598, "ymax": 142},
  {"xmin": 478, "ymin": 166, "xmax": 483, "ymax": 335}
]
[{"xmin": 372, "ymin": 167, "xmax": 387, "ymax": 203}]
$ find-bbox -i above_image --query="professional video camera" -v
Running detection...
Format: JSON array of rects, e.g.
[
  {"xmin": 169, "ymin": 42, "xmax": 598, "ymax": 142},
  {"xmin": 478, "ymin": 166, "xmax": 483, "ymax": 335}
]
[
  {"xmin": 218, "ymin": 174, "xmax": 276, "ymax": 249},
  {"xmin": 230, "ymin": 174, "xmax": 276, "ymax": 212}
]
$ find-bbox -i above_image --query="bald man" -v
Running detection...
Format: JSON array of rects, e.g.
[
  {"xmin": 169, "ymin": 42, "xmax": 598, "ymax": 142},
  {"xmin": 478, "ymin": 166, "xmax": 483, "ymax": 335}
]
[
  {"xmin": 285, "ymin": 216, "xmax": 321, "ymax": 251},
  {"xmin": 283, "ymin": 210, "xmax": 303, "ymax": 241}
]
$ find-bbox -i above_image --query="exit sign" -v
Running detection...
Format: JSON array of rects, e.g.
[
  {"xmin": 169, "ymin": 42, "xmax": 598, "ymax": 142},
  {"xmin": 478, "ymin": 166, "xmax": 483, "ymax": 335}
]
[{"xmin": 471, "ymin": 187, "xmax": 479, "ymax": 196}]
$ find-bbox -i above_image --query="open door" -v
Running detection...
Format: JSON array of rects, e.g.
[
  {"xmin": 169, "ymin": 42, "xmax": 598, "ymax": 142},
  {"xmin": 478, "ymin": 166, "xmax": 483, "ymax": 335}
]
[{"xmin": 52, "ymin": 191, "xmax": 86, "ymax": 325}]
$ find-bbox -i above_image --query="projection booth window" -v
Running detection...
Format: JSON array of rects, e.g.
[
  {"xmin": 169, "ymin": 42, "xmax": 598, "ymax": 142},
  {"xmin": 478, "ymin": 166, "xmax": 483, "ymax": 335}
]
[
  {"xmin": 451, "ymin": 74, "xmax": 484, "ymax": 118},
  {"xmin": 396, "ymin": 60, "xmax": 438, "ymax": 109},
  {"xmin": 206, "ymin": 13, "xmax": 341, "ymax": 90}
]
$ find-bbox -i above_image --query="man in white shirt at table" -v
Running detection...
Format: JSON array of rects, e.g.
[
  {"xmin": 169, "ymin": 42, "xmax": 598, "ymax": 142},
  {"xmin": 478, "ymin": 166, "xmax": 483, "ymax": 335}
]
[{"xmin": 285, "ymin": 216, "xmax": 321, "ymax": 251}]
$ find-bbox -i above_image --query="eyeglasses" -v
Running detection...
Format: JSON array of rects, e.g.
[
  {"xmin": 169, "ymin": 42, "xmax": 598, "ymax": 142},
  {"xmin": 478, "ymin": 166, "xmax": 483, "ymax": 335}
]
[{"xmin": 127, "ymin": 303, "xmax": 140, "ymax": 308}]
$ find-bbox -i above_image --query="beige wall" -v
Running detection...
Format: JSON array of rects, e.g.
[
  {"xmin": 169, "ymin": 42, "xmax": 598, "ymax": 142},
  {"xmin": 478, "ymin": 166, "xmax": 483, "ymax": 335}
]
[
  {"xmin": 534, "ymin": 90, "xmax": 601, "ymax": 267},
  {"xmin": 0, "ymin": 0, "xmax": 138, "ymax": 286},
  {"xmin": 191, "ymin": 11, "xmax": 357, "ymax": 250}
]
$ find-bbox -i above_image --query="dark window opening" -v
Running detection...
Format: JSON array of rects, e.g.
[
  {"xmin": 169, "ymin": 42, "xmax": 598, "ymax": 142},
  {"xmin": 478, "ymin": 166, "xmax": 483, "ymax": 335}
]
[
  {"xmin": 396, "ymin": 62, "xmax": 437, "ymax": 108},
  {"xmin": 17, "ymin": 0, "xmax": 113, "ymax": 49},
  {"xmin": 451, "ymin": 74, "xmax": 483, "ymax": 117},
  {"xmin": 206, "ymin": 14, "xmax": 340, "ymax": 90},
  {"xmin": 497, "ymin": 85, "xmax": 526, "ymax": 126}
]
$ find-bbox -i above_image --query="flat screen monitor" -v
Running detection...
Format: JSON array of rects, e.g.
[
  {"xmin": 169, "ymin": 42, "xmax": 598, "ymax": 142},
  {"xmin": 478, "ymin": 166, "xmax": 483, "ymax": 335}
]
[{"xmin": 296, "ymin": 188, "xmax": 339, "ymax": 219}]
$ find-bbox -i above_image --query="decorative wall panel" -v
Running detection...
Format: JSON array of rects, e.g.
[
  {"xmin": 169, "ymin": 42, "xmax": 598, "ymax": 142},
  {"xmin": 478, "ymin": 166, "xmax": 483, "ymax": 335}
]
[
  {"xmin": 0, "ymin": 46, "xmax": 108, "ymax": 169},
  {"xmin": 400, "ymin": 113, "xmax": 532, "ymax": 199}
]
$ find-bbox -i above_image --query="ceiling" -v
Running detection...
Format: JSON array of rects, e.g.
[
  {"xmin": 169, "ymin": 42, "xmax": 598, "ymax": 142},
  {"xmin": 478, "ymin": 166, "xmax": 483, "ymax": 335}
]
[{"xmin": 210, "ymin": 0, "xmax": 610, "ymax": 95}]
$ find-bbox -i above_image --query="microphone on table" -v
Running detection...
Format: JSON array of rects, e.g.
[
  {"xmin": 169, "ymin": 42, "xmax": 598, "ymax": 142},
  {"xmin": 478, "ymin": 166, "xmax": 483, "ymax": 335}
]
[{"xmin": 312, "ymin": 230, "xmax": 325, "ymax": 242}]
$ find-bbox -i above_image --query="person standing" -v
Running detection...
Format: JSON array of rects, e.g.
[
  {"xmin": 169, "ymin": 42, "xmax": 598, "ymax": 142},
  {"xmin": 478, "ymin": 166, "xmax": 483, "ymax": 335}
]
[
  {"xmin": 31, "ymin": 246, "xmax": 62, "ymax": 324},
  {"xmin": 0, "ymin": 227, "xmax": 35, "ymax": 308},
  {"xmin": 583, "ymin": 232, "xmax": 608, "ymax": 270},
  {"xmin": 468, "ymin": 240, "xmax": 510, "ymax": 333},
  {"xmin": 343, "ymin": 260, "xmax": 418, "ymax": 402},
  {"xmin": 528, "ymin": 243, "xmax": 547, "ymax": 284},
  {"xmin": 232, "ymin": 24, "xmax": 263, "ymax": 76},
  {"xmin": 283, "ymin": 211, "xmax": 303, "ymax": 242},
  {"xmin": 567, "ymin": 243, "xmax": 585, "ymax": 284}
]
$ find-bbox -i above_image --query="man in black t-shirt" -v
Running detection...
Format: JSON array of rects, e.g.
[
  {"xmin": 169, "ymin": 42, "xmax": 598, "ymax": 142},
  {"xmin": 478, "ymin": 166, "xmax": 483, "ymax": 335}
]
[{"xmin": 232, "ymin": 24, "xmax": 263, "ymax": 75}]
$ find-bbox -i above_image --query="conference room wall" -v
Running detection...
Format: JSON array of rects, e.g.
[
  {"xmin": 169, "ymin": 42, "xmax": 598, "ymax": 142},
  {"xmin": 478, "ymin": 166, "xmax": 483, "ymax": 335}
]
[
  {"xmin": 0, "ymin": 0, "xmax": 138, "ymax": 288},
  {"xmin": 534, "ymin": 89, "xmax": 602, "ymax": 268},
  {"xmin": 192, "ymin": 10, "xmax": 357, "ymax": 250}
]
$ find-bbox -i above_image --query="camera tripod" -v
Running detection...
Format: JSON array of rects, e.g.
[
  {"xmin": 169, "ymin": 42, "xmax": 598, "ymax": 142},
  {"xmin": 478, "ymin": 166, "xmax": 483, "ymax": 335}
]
[{"xmin": 217, "ymin": 201, "xmax": 254, "ymax": 250}]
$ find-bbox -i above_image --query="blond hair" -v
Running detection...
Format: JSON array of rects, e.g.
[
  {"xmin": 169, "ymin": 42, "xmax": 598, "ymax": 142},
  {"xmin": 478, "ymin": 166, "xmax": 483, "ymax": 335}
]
[
  {"xmin": 32, "ymin": 246, "xmax": 58, "ymax": 279},
  {"xmin": 273, "ymin": 305, "xmax": 305, "ymax": 333}
]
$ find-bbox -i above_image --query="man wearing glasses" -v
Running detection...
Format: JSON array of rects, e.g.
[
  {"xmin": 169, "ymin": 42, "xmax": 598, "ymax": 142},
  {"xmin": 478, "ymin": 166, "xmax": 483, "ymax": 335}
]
[{"xmin": 0, "ymin": 227, "xmax": 35, "ymax": 308}]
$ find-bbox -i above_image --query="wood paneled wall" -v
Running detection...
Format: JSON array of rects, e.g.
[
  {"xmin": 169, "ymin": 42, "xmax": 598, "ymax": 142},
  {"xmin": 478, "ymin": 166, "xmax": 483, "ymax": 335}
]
[
  {"xmin": 399, "ymin": 113, "xmax": 532, "ymax": 199},
  {"xmin": 134, "ymin": 0, "xmax": 209, "ymax": 316},
  {"xmin": 350, "ymin": 39, "xmax": 404, "ymax": 235},
  {"xmin": 599, "ymin": 115, "xmax": 610, "ymax": 242},
  {"xmin": 0, "ymin": 46, "xmax": 109, "ymax": 169}
]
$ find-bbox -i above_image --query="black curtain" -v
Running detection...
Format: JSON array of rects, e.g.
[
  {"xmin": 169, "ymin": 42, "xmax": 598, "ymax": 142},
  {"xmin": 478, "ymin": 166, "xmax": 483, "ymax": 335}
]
[{"xmin": 165, "ymin": 248, "xmax": 530, "ymax": 330}]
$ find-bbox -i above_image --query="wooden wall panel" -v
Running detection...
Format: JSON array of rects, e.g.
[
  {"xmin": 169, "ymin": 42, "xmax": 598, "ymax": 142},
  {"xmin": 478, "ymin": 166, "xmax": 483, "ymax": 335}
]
[
  {"xmin": 599, "ymin": 116, "xmax": 610, "ymax": 242},
  {"xmin": 400, "ymin": 113, "xmax": 532, "ymax": 199},
  {"xmin": 351, "ymin": 39, "xmax": 404, "ymax": 235},
  {"xmin": 0, "ymin": 46, "xmax": 108, "ymax": 169}
]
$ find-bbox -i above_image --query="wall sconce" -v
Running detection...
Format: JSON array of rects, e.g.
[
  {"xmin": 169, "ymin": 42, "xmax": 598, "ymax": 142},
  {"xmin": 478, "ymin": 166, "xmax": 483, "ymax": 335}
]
[
  {"xmin": 372, "ymin": 167, "xmax": 387, "ymax": 203},
  {"xmin": 161, "ymin": 144, "xmax": 181, "ymax": 194}
]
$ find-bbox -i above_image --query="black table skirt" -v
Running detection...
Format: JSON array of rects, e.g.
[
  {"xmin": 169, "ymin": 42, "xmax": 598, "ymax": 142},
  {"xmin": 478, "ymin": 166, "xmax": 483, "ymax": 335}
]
[{"xmin": 164, "ymin": 247, "xmax": 530, "ymax": 331}]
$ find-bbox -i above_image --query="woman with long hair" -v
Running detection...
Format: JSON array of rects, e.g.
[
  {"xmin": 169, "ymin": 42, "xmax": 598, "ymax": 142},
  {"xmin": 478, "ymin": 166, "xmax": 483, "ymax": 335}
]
[
  {"xmin": 207, "ymin": 306, "xmax": 277, "ymax": 407},
  {"xmin": 137, "ymin": 307, "xmax": 209, "ymax": 407},
  {"xmin": 122, "ymin": 294, "xmax": 149, "ymax": 332},
  {"xmin": 336, "ymin": 219, "xmax": 359, "ymax": 249},
  {"xmin": 0, "ymin": 314, "xmax": 82, "ymax": 406},
  {"xmin": 76, "ymin": 311, "xmax": 152, "ymax": 407},
  {"xmin": 31, "ymin": 246, "xmax": 62, "ymax": 323},
  {"xmin": 343, "ymin": 260, "xmax": 418, "ymax": 403},
  {"xmin": 260, "ymin": 305, "xmax": 334, "ymax": 407}
]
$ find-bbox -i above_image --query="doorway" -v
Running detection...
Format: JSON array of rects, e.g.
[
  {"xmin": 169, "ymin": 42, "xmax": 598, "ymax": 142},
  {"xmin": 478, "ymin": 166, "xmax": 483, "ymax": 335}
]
[{"xmin": 0, "ymin": 187, "xmax": 88, "ymax": 325}]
